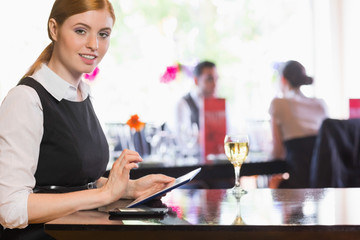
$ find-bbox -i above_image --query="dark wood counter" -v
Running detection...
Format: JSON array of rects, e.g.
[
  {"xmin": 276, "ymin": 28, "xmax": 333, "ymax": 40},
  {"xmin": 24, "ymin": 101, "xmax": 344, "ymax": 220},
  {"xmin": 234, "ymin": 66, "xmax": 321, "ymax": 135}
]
[{"xmin": 45, "ymin": 188, "xmax": 360, "ymax": 240}]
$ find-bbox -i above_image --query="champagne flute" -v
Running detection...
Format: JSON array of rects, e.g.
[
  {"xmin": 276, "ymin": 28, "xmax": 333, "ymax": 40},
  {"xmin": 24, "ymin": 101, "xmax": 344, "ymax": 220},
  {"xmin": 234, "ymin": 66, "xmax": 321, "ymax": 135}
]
[{"xmin": 224, "ymin": 134, "xmax": 249, "ymax": 195}]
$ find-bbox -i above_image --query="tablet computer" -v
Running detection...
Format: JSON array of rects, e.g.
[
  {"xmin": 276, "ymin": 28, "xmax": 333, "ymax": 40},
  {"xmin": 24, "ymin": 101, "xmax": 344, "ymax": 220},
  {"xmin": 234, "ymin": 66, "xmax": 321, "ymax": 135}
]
[
  {"xmin": 109, "ymin": 207, "xmax": 168, "ymax": 217},
  {"xmin": 127, "ymin": 167, "xmax": 201, "ymax": 208}
]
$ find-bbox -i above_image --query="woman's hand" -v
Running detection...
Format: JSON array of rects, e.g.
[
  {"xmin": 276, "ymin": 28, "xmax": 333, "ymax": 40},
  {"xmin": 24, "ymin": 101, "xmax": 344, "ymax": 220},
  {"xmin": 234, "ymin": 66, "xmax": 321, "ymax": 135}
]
[
  {"xmin": 124, "ymin": 174, "xmax": 175, "ymax": 199},
  {"xmin": 100, "ymin": 149, "xmax": 143, "ymax": 203}
]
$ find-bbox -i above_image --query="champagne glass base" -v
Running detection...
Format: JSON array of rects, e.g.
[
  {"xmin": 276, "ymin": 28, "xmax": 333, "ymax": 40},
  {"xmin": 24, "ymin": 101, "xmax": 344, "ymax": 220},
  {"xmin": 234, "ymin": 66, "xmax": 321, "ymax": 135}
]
[{"xmin": 228, "ymin": 186, "xmax": 247, "ymax": 197}]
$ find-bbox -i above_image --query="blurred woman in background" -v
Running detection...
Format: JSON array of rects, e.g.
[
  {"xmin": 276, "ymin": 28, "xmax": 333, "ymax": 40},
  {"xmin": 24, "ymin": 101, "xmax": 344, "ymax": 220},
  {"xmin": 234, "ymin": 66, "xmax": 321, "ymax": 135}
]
[{"xmin": 269, "ymin": 60, "xmax": 328, "ymax": 188}]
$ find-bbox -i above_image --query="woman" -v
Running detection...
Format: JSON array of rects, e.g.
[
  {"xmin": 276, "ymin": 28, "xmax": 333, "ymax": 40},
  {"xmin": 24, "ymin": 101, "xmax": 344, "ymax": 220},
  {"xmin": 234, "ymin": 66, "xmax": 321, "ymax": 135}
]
[
  {"xmin": 0, "ymin": 0, "xmax": 173, "ymax": 239},
  {"xmin": 269, "ymin": 60, "xmax": 328, "ymax": 188}
]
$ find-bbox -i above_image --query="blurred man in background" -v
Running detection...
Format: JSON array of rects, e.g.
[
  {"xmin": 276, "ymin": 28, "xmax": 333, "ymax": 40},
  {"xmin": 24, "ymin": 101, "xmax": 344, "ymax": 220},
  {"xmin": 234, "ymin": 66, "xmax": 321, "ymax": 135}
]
[
  {"xmin": 174, "ymin": 61, "xmax": 219, "ymax": 158},
  {"xmin": 176, "ymin": 61, "xmax": 218, "ymax": 132}
]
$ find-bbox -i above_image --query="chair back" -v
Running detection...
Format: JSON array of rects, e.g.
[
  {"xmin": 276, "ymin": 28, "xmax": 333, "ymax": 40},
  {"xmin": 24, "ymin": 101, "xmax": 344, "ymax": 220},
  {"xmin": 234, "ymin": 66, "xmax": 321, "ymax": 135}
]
[{"xmin": 310, "ymin": 118, "xmax": 360, "ymax": 187}]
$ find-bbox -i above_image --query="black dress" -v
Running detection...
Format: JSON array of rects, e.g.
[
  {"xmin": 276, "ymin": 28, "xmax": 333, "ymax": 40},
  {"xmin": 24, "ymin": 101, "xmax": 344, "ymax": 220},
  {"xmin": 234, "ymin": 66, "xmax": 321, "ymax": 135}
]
[{"xmin": 2, "ymin": 77, "xmax": 109, "ymax": 240}]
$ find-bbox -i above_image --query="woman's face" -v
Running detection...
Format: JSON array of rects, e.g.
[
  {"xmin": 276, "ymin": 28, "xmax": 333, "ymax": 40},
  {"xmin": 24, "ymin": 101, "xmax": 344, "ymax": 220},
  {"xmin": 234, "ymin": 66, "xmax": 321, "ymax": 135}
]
[{"xmin": 50, "ymin": 9, "xmax": 113, "ymax": 77}]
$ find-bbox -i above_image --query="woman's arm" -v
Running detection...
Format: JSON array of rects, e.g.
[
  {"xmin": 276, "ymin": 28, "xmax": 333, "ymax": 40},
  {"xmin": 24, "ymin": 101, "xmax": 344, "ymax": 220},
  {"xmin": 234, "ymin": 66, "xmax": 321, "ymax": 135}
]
[
  {"xmin": 268, "ymin": 117, "xmax": 286, "ymax": 189},
  {"xmin": 271, "ymin": 117, "xmax": 285, "ymax": 159},
  {"xmin": 27, "ymin": 152, "xmax": 174, "ymax": 224},
  {"xmin": 0, "ymin": 86, "xmax": 44, "ymax": 228},
  {"xmin": 269, "ymin": 99, "xmax": 285, "ymax": 159},
  {"xmin": 28, "ymin": 188, "xmax": 106, "ymax": 223},
  {"xmin": 27, "ymin": 149, "xmax": 142, "ymax": 224}
]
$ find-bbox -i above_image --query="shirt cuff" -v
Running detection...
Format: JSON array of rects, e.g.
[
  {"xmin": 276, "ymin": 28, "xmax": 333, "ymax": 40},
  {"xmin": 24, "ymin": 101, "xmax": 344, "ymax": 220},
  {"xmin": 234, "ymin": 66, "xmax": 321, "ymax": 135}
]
[{"xmin": 0, "ymin": 189, "xmax": 31, "ymax": 229}]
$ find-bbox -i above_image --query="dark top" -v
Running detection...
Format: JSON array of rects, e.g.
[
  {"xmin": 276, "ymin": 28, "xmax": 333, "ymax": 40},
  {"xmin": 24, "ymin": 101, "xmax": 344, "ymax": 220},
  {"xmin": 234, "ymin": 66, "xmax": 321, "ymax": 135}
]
[
  {"xmin": 183, "ymin": 93, "xmax": 199, "ymax": 128},
  {"xmin": 2, "ymin": 77, "xmax": 109, "ymax": 240},
  {"xmin": 279, "ymin": 135, "xmax": 317, "ymax": 188}
]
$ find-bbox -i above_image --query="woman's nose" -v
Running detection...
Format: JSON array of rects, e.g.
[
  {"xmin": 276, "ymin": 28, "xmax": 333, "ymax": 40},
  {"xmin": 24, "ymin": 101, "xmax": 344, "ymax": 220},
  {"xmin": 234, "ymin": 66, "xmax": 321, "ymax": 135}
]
[{"xmin": 86, "ymin": 35, "xmax": 98, "ymax": 51}]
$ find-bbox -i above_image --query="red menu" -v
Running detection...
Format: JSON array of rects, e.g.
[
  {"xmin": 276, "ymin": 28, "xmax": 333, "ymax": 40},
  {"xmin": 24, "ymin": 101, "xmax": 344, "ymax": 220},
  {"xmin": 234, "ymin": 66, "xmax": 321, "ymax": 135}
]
[
  {"xmin": 200, "ymin": 98, "xmax": 226, "ymax": 162},
  {"xmin": 349, "ymin": 99, "xmax": 360, "ymax": 119}
]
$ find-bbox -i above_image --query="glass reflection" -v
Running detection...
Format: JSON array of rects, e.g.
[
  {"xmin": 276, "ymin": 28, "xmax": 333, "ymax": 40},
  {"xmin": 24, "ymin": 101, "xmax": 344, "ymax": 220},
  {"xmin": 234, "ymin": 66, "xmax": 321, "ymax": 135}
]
[
  {"xmin": 271, "ymin": 189, "xmax": 321, "ymax": 225},
  {"xmin": 232, "ymin": 192, "xmax": 245, "ymax": 225},
  {"xmin": 103, "ymin": 188, "xmax": 360, "ymax": 228}
]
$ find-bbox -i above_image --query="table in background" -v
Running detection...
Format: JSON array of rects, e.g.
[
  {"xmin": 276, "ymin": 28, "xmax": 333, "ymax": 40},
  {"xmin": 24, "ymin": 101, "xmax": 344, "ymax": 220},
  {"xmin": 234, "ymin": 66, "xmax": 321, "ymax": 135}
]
[
  {"xmin": 105, "ymin": 152, "xmax": 288, "ymax": 188},
  {"xmin": 134, "ymin": 159, "xmax": 288, "ymax": 188},
  {"xmin": 45, "ymin": 188, "xmax": 360, "ymax": 240}
]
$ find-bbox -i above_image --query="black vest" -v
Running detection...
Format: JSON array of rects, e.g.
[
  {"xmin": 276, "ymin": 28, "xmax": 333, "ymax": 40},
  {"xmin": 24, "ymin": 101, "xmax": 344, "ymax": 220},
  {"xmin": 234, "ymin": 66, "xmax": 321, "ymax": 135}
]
[
  {"xmin": 183, "ymin": 93, "xmax": 199, "ymax": 128},
  {"xmin": 19, "ymin": 77, "xmax": 109, "ymax": 187}
]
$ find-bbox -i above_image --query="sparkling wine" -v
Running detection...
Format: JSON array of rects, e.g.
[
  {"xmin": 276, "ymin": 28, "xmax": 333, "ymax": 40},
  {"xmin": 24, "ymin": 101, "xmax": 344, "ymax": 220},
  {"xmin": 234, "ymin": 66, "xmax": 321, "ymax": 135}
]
[{"xmin": 224, "ymin": 142, "xmax": 249, "ymax": 167}]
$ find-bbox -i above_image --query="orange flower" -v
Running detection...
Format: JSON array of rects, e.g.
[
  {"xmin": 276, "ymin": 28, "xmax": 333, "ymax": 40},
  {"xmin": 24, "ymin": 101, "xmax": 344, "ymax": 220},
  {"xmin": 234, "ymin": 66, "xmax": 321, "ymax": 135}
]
[{"xmin": 126, "ymin": 114, "xmax": 145, "ymax": 131}]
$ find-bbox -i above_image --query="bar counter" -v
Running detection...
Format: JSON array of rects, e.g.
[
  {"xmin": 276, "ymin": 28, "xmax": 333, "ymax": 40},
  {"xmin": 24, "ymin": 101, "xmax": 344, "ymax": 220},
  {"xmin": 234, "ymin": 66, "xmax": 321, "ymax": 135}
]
[{"xmin": 45, "ymin": 188, "xmax": 360, "ymax": 239}]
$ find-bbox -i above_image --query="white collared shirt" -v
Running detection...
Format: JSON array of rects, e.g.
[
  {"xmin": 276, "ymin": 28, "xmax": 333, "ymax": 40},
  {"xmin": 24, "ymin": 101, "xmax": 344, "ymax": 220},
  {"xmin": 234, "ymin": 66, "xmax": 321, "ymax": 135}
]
[
  {"xmin": 173, "ymin": 89, "xmax": 203, "ymax": 144},
  {"xmin": 0, "ymin": 64, "xmax": 91, "ymax": 229},
  {"xmin": 32, "ymin": 64, "xmax": 91, "ymax": 102}
]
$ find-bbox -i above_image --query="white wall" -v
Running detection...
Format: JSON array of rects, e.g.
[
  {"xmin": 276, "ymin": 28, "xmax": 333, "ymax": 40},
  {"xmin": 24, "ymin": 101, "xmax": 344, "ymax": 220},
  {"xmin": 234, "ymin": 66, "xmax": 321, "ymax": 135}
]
[
  {"xmin": 312, "ymin": 0, "xmax": 360, "ymax": 119},
  {"xmin": 0, "ymin": 1, "xmax": 54, "ymax": 100},
  {"xmin": 0, "ymin": 0, "xmax": 359, "ymax": 120},
  {"xmin": 343, "ymin": 0, "xmax": 360, "ymax": 115}
]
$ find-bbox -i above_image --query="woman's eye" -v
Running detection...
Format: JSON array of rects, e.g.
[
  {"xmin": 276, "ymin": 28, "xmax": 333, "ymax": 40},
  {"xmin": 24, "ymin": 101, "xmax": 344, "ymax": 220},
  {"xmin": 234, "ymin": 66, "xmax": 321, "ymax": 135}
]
[
  {"xmin": 75, "ymin": 29, "xmax": 86, "ymax": 35},
  {"xmin": 99, "ymin": 32, "xmax": 110, "ymax": 38}
]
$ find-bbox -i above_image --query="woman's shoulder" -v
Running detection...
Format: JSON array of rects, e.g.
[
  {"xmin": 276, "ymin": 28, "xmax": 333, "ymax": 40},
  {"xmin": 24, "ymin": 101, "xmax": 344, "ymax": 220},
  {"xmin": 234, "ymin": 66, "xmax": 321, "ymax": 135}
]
[
  {"xmin": 304, "ymin": 96, "xmax": 327, "ymax": 108},
  {"xmin": 1, "ymin": 84, "xmax": 41, "ymax": 108},
  {"xmin": 269, "ymin": 97, "xmax": 289, "ymax": 115},
  {"xmin": 311, "ymin": 97, "xmax": 328, "ymax": 115},
  {"xmin": 270, "ymin": 97, "xmax": 289, "ymax": 108}
]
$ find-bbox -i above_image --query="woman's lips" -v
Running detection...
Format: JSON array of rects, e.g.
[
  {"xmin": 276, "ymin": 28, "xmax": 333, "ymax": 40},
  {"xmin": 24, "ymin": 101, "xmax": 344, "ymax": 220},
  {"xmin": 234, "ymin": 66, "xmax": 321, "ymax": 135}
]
[{"xmin": 79, "ymin": 54, "xmax": 97, "ymax": 65}]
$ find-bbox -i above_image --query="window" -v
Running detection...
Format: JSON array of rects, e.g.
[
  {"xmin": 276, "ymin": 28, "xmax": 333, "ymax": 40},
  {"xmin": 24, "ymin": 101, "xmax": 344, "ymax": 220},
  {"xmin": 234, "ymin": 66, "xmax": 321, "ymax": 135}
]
[{"xmin": 0, "ymin": 0, "xmax": 356, "ymax": 128}]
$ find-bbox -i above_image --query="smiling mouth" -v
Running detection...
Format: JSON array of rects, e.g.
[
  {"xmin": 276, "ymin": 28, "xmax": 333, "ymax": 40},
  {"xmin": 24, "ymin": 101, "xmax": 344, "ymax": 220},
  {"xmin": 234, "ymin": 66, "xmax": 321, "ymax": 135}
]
[{"xmin": 79, "ymin": 54, "xmax": 97, "ymax": 60}]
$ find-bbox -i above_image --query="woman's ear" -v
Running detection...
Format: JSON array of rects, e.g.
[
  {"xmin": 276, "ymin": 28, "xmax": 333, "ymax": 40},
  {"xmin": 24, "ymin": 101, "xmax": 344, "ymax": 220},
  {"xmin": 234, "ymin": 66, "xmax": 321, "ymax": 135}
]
[
  {"xmin": 280, "ymin": 76, "xmax": 288, "ymax": 93},
  {"xmin": 48, "ymin": 18, "xmax": 58, "ymax": 41}
]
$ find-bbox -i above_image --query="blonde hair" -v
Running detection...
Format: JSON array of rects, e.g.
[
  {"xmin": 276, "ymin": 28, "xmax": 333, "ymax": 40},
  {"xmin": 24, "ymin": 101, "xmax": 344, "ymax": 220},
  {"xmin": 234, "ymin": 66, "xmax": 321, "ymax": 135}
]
[{"xmin": 23, "ymin": 0, "xmax": 115, "ymax": 78}]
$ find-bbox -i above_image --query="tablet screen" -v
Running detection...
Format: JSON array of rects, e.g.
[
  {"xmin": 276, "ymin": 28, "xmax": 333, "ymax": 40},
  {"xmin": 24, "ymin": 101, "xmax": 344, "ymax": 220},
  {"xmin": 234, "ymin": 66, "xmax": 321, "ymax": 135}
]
[{"xmin": 127, "ymin": 167, "xmax": 201, "ymax": 208}]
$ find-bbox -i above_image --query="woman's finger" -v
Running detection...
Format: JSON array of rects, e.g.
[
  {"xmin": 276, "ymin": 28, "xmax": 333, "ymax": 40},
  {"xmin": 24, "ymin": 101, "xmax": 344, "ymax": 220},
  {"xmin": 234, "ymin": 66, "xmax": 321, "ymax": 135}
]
[
  {"xmin": 115, "ymin": 149, "xmax": 139, "ymax": 163},
  {"xmin": 118, "ymin": 149, "xmax": 141, "ymax": 158},
  {"xmin": 150, "ymin": 174, "xmax": 175, "ymax": 184},
  {"xmin": 124, "ymin": 162, "xmax": 139, "ymax": 171},
  {"xmin": 118, "ymin": 155, "xmax": 142, "ymax": 170},
  {"xmin": 116, "ymin": 150, "xmax": 142, "ymax": 169}
]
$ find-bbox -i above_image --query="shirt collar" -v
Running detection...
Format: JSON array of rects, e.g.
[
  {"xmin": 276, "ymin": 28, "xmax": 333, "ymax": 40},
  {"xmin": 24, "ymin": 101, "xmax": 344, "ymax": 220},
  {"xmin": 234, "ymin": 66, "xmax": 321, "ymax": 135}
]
[{"xmin": 31, "ymin": 63, "xmax": 91, "ymax": 102}]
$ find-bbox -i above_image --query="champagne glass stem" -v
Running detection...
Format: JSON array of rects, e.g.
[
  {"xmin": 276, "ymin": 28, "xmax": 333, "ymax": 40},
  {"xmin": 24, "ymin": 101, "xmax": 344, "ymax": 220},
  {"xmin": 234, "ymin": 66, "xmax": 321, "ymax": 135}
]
[{"xmin": 234, "ymin": 165, "xmax": 241, "ymax": 188}]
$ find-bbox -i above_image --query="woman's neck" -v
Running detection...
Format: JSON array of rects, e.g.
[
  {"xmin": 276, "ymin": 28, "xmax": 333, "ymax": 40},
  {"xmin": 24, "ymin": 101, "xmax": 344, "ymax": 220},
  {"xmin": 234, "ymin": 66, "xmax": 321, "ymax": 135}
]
[
  {"xmin": 282, "ymin": 86, "xmax": 303, "ymax": 99},
  {"xmin": 47, "ymin": 58, "xmax": 82, "ymax": 88}
]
